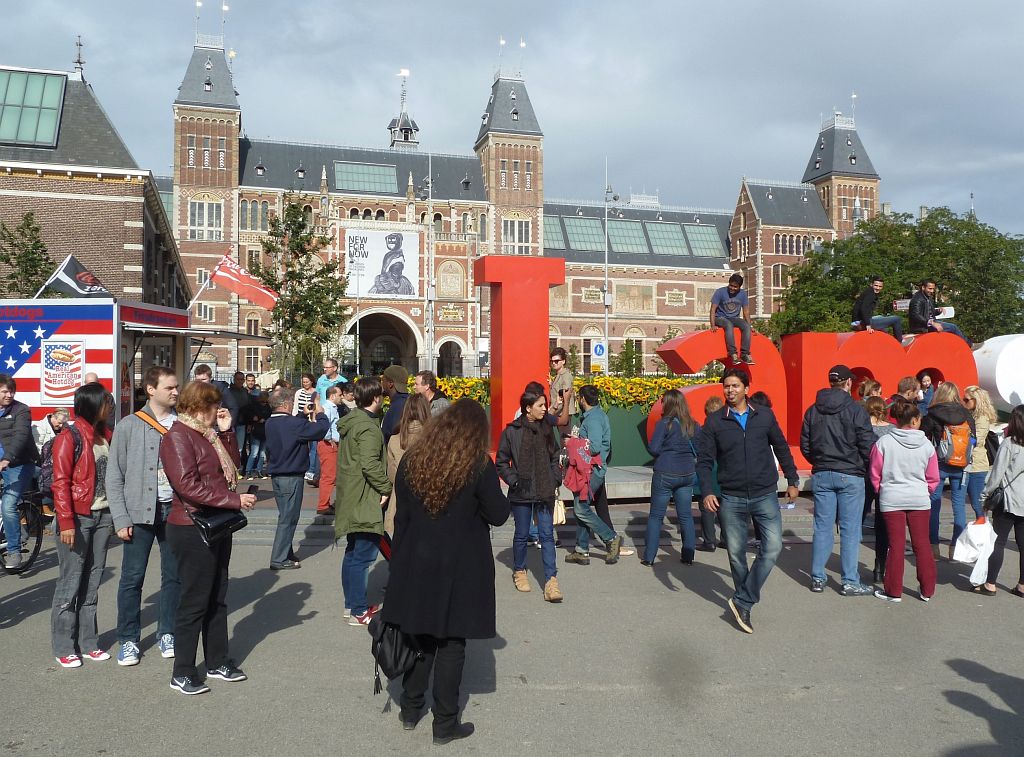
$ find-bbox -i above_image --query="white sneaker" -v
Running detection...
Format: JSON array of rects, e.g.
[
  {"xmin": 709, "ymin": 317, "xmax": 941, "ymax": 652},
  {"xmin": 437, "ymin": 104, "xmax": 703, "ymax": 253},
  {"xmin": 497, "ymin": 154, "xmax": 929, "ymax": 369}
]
[{"xmin": 4, "ymin": 550, "xmax": 22, "ymax": 570}]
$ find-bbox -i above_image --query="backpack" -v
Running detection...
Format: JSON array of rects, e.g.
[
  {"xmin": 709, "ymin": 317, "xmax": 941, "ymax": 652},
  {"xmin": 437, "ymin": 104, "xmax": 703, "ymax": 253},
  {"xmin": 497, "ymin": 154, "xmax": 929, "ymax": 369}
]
[
  {"xmin": 937, "ymin": 421, "xmax": 975, "ymax": 468},
  {"xmin": 985, "ymin": 429, "xmax": 1001, "ymax": 465},
  {"xmin": 38, "ymin": 424, "xmax": 84, "ymax": 496}
]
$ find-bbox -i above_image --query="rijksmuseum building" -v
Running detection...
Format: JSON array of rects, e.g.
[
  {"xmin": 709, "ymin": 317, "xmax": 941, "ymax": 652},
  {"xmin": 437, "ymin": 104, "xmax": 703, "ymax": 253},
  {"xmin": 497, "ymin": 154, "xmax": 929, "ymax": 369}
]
[{"xmin": 165, "ymin": 35, "xmax": 881, "ymax": 377}]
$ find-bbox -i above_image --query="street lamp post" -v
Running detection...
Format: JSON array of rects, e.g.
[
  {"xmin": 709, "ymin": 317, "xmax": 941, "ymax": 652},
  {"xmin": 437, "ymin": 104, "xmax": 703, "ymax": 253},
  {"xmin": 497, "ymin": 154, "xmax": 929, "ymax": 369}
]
[
  {"xmin": 603, "ymin": 157, "xmax": 619, "ymax": 369},
  {"xmin": 420, "ymin": 154, "xmax": 436, "ymax": 373},
  {"xmin": 347, "ymin": 248, "xmax": 362, "ymax": 374}
]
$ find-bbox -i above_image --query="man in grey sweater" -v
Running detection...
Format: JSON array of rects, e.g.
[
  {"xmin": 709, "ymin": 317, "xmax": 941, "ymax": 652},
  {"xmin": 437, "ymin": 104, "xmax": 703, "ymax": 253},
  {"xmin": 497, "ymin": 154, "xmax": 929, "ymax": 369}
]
[{"xmin": 107, "ymin": 366, "xmax": 181, "ymax": 666}]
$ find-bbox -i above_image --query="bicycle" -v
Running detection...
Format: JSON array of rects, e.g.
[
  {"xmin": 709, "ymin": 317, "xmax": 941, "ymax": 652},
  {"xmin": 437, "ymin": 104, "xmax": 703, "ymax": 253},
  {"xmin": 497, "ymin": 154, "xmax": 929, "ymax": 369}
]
[{"xmin": 0, "ymin": 487, "xmax": 45, "ymax": 575}]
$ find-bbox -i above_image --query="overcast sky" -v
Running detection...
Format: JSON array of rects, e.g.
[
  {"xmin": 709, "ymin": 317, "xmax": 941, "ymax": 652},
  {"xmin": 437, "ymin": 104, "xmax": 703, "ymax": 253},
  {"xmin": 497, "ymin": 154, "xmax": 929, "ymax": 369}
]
[{"xmin": 8, "ymin": 1, "xmax": 1024, "ymax": 234}]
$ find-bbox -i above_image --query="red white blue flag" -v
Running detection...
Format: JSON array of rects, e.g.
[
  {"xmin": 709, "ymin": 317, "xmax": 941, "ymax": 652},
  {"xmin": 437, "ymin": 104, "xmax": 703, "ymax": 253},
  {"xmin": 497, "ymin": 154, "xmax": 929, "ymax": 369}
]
[{"xmin": 0, "ymin": 302, "xmax": 114, "ymax": 417}]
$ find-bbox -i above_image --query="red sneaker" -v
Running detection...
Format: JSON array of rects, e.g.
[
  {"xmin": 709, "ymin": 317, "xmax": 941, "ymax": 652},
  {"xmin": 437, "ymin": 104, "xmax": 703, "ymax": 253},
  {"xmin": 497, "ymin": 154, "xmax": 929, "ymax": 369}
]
[
  {"xmin": 83, "ymin": 649, "xmax": 111, "ymax": 662},
  {"xmin": 347, "ymin": 604, "xmax": 382, "ymax": 626},
  {"xmin": 56, "ymin": 654, "xmax": 82, "ymax": 668}
]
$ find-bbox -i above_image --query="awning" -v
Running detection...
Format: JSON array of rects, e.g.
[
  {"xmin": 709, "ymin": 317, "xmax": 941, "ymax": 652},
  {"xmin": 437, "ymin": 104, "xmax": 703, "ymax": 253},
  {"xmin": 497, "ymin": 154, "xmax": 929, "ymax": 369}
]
[{"xmin": 121, "ymin": 324, "xmax": 273, "ymax": 344}]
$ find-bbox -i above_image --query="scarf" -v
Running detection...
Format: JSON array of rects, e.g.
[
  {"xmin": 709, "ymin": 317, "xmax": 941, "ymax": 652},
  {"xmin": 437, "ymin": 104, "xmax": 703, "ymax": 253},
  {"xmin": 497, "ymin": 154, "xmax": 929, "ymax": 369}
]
[{"xmin": 176, "ymin": 412, "xmax": 238, "ymax": 491}]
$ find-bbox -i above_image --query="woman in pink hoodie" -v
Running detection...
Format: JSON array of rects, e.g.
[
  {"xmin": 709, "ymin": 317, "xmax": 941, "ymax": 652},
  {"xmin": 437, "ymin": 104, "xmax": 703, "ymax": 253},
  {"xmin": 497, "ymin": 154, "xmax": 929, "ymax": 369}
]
[{"xmin": 869, "ymin": 398, "xmax": 940, "ymax": 603}]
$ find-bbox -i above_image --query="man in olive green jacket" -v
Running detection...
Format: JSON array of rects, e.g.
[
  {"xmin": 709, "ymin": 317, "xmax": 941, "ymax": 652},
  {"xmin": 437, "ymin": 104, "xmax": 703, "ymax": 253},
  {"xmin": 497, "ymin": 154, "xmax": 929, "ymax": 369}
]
[{"xmin": 335, "ymin": 377, "xmax": 392, "ymax": 625}]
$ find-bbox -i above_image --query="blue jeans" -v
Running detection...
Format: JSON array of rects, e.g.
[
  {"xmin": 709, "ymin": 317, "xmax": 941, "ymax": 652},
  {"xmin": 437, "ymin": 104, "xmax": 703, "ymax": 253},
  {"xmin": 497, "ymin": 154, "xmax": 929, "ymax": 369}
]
[
  {"xmin": 270, "ymin": 474, "xmax": 304, "ymax": 565},
  {"xmin": 645, "ymin": 472, "xmax": 697, "ymax": 563},
  {"xmin": 715, "ymin": 315, "xmax": 751, "ymax": 357},
  {"xmin": 869, "ymin": 315, "xmax": 903, "ymax": 340},
  {"xmin": 512, "ymin": 502, "xmax": 556, "ymax": 581},
  {"xmin": 931, "ymin": 465, "xmax": 968, "ymax": 544},
  {"xmin": 573, "ymin": 492, "xmax": 616, "ymax": 554},
  {"xmin": 115, "ymin": 501, "xmax": 180, "ymax": 642},
  {"xmin": 342, "ymin": 532, "xmax": 380, "ymax": 615},
  {"xmin": 235, "ymin": 426, "xmax": 247, "ymax": 462},
  {"xmin": 966, "ymin": 471, "xmax": 987, "ymax": 519},
  {"xmin": 245, "ymin": 437, "xmax": 266, "ymax": 474},
  {"xmin": 929, "ymin": 321, "xmax": 971, "ymax": 346},
  {"xmin": 307, "ymin": 442, "xmax": 319, "ymax": 477},
  {"xmin": 718, "ymin": 493, "xmax": 783, "ymax": 611},
  {"xmin": 2, "ymin": 463, "xmax": 34, "ymax": 552},
  {"xmin": 810, "ymin": 471, "xmax": 866, "ymax": 585}
]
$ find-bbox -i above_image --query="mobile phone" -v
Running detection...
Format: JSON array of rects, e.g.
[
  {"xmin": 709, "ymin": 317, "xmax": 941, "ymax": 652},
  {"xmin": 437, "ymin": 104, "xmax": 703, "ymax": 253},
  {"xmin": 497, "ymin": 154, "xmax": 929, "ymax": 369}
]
[{"xmin": 246, "ymin": 484, "xmax": 259, "ymax": 495}]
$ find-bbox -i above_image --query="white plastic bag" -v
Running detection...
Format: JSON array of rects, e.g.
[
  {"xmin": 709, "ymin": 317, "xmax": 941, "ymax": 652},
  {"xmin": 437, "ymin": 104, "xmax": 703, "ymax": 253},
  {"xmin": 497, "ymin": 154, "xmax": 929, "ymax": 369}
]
[{"xmin": 953, "ymin": 520, "xmax": 994, "ymax": 564}]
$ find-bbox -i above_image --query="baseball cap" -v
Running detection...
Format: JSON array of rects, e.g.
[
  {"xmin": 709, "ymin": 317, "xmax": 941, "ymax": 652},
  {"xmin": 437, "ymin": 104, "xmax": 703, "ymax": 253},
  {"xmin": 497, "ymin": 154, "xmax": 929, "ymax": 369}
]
[
  {"xmin": 828, "ymin": 364, "xmax": 854, "ymax": 383},
  {"xmin": 382, "ymin": 364, "xmax": 409, "ymax": 387}
]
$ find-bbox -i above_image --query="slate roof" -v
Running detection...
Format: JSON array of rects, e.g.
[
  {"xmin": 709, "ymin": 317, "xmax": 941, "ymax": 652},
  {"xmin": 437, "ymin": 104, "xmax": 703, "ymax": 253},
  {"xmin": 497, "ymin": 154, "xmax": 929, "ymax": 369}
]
[
  {"xmin": 801, "ymin": 118, "xmax": 879, "ymax": 183},
  {"xmin": 542, "ymin": 201, "xmax": 733, "ymax": 270},
  {"xmin": 0, "ymin": 72, "xmax": 138, "ymax": 169},
  {"xmin": 744, "ymin": 181, "xmax": 831, "ymax": 229},
  {"xmin": 387, "ymin": 111, "xmax": 419, "ymax": 132},
  {"xmin": 174, "ymin": 45, "xmax": 239, "ymax": 110},
  {"xmin": 475, "ymin": 76, "xmax": 542, "ymax": 146},
  {"xmin": 238, "ymin": 138, "xmax": 487, "ymax": 203}
]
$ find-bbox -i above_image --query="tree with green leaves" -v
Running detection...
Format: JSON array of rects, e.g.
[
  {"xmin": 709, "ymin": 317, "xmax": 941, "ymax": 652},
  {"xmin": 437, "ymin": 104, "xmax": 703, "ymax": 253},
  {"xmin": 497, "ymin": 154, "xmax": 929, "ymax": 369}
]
[
  {"xmin": 0, "ymin": 212, "xmax": 56, "ymax": 297},
  {"xmin": 566, "ymin": 343, "xmax": 581, "ymax": 375},
  {"xmin": 769, "ymin": 208, "xmax": 1024, "ymax": 343},
  {"xmin": 609, "ymin": 339, "xmax": 644, "ymax": 377},
  {"xmin": 248, "ymin": 200, "xmax": 348, "ymax": 373}
]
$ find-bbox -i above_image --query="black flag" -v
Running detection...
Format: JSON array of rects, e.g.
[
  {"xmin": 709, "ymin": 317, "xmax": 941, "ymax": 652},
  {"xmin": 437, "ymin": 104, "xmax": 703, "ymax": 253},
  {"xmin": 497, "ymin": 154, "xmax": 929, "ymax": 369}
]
[{"xmin": 36, "ymin": 255, "xmax": 110, "ymax": 298}]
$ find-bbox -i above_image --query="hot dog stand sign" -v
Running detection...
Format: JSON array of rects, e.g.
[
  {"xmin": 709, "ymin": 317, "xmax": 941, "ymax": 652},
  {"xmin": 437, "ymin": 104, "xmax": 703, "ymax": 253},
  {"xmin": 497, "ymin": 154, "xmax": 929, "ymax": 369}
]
[{"xmin": 41, "ymin": 340, "xmax": 84, "ymax": 404}]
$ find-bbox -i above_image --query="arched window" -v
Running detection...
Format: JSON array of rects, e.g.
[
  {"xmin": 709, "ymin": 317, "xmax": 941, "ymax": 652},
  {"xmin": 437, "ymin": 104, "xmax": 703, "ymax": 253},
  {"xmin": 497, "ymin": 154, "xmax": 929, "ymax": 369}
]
[
  {"xmin": 260, "ymin": 201, "xmax": 269, "ymax": 231},
  {"xmin": 479, "ymin": 213, "xmax": 487, "ymax": 241},
  {"xmin": 773, "ymin": 233, "xmax": 780, "ymax": 254},
  {"xmin": 303, "ymin": 204, "xmax": 313, "ymax": 227},
  {"xmin": 462, "ymin": 212, "xmax": 470, "ymax": 232},
  {"xmin": 796, "ymin": 236, "xmax": 802, "ymax": 255},
  {"xmin": 433, "ymin": 212, "xmax": 443, "ymax": 234},
  {"xmin": 420, "ymin": 212, "xmax": 427, "ymax": 224},
  {"xmin": 389, "ymin": 209, "xmax": 399, "ymax": 221},
  {"xmin": 239, "ymin": 199, "xmax": 249, "ymax": 231},
  {"xmin": 788, "ymin": 235, "xmax": 795, "ymax": 254},
  {"xmin": 350, "ymin": 208, "xmax": 360, "ymax": 219},
  {"xmin": 362, "ymin": 208, "xmax": 372, "ymax": 220},
  {"xmin": 375, "ymin": 209, "xmax": 385, "ymax": 221}
]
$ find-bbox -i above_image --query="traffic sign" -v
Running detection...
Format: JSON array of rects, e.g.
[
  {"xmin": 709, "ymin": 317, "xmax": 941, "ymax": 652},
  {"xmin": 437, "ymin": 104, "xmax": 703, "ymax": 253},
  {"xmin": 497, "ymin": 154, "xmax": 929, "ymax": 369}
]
[{"xmin": 591, "ymin": 341, "xmax": 607, "ymax": 372}]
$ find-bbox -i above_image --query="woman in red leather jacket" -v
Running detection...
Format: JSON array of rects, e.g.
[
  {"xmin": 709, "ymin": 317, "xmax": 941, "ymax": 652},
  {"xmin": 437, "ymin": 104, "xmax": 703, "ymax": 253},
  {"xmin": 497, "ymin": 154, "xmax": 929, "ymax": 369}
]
[
  {"xmin": 160, "ymin": 380, "xmax": 256, "ymax": 696},
  {"xmin": 50, "ymin": 383, "xmax": 114, "ymax": 668}
]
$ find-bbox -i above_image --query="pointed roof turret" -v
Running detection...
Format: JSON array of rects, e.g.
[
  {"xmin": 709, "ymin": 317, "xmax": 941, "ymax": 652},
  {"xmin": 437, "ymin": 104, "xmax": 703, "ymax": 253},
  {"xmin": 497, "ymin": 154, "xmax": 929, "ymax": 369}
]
[
  {"xmin": 388, "ymin": 69, "xmax": 419, "ymax": 150},
  {"xmin": 802, "ymin": 112, "xmax": 878, "ymax": 183},
  {"xmin": 175, "ymin": 43, "xmax": 239, "ymax": 110},
  {"xmin": 475, "ymin": 75, "xmax": 542, "ymax": 148}
]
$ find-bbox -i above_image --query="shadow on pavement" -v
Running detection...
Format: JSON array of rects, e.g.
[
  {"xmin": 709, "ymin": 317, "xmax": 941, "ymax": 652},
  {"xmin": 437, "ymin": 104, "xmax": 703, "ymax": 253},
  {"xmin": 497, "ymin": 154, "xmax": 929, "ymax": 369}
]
[
  {"xmin": 229, "ymin": 580, "xmax": 317, "ymax": 664},
  {"xmin": 0, "ymin": 577, "xmax": 56, "ymax": 629},
  {"xmin": 942, "ymin": 658, "xmax": 1024, "ymax": 755}
]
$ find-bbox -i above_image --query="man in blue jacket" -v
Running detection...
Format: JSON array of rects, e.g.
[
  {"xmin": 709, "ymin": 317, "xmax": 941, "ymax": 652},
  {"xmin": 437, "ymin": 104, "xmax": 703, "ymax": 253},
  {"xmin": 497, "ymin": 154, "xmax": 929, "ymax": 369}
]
[
  {"xmin": 801, "ymin": 364, "xmax": 876, "ymax": 596},
  {"xmin": 697, "ymin": 368, "xmax": 799, "ymax": 634},
  {"xmin": 265, "ymin": 387, "xmax": 329, "ymax": 570}
]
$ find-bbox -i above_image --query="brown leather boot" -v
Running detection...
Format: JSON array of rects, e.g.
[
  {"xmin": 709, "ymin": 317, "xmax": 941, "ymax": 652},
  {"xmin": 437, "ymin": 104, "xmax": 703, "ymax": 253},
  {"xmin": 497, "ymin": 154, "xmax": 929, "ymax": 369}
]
[
  {"xmin": 513, "ymin": 570, "xmax": 531, "ymax": 592},
  {"xmin": 543, "ymin": 576, "xmax": 563, "ymax": 603}
]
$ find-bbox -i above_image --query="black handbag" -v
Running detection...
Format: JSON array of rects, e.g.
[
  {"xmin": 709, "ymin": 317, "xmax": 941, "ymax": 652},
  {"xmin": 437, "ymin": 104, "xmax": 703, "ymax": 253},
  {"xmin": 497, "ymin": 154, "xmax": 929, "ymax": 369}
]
[
  {"xmin": 187, "ymin": 506, "xmax": 248, "ymax": 546},
  {"xmin": 987, "ymin": 486, "xmax": 1006, "ymax": 515},
  {"xmin": 368, "ymin": 613, "xmax": 421, "ymax": 695}
]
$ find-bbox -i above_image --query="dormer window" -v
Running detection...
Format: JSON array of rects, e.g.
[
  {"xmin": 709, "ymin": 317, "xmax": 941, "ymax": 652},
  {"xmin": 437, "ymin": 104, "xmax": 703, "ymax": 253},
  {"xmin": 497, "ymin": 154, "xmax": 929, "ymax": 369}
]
[
  {"xmin": 255, "ymin": 158, "xmax": 265, "ymax": 177},
  {"xmin": 849, "ymin": 152, "xmax": 857, "ymax": 165},
  {"xmin": 814, "ymin": 156, "xmax": 821, "ymax": 169},
  {"xmin": 846, "ymin": 136, "xmax": 853, "ymax": 146},
  {"xmin": 295, "ymin": 163, "xmax": 306, "ymax": 180},
  {"xmin": 509, "ymin": 88, "xmax": 516, "ymax": 101},
  {"xmin": 205, "ymin": 56, "xmax": 213, "ymax": 71},
  {"xmin": 510, "ymin": 108, "xmax": 519, "ymax": 121},
  {"xmin": 819, "ymin": 138, "xmax": 825, "ymax": 149},
  {"xmin": 204, "ymin": 77, "xmax": 212, "ymax": 92}
]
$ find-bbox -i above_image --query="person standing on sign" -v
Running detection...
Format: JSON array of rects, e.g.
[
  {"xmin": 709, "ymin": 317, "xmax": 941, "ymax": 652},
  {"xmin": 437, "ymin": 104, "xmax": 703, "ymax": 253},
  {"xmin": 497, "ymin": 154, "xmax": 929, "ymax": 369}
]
[
  {"xmin": 697, "ymin": 368, "xmax": 799, "ymax": 634},
  {"xmin": 709, "ymin": 274, "xmax": 755, "ymax": 365}
]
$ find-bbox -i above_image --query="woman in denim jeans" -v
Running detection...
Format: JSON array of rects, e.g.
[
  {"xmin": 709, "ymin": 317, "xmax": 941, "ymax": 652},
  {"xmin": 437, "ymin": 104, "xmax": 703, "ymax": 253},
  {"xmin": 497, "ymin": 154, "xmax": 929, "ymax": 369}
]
[
  {"xmin": 963, "ymin": 386, "xmax": 998, "ymax": 519},
  {"xmin": 644, "ymin": 389, "xmax": 701, "ymax": 566}
]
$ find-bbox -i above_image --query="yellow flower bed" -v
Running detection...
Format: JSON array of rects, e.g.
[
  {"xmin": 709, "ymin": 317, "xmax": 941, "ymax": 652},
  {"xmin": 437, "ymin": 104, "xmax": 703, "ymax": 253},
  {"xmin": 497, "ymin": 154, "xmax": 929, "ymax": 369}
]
[{"xmin": 400, "ymin": 375, "xmax": 713, "ymax": 412}]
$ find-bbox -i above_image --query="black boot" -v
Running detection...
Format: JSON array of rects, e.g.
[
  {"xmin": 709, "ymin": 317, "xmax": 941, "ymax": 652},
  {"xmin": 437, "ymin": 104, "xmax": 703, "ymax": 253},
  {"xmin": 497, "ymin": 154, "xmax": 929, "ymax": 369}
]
[{"xmin": 433, "ymin": 721, "xmax": 475, "ymax": 745}]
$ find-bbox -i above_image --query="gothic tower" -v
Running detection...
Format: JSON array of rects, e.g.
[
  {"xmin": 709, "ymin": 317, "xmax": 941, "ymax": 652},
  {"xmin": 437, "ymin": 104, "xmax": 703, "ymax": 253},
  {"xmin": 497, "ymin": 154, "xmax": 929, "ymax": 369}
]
[
  {"xmin": 474, "ymin": 74, "xmax": 543, "ymax": 255},
  {"xmin": 801, "ymin": 111, "xmax": 880, "ymax": 239}
]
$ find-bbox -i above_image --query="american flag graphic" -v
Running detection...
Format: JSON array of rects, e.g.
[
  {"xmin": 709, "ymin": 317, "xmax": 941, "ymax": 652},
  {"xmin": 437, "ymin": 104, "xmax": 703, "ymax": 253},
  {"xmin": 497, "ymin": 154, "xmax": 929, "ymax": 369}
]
[
  {"xmin": 0, "ymin": 302, "xmax": 115, "ymax": 419},
  {"xmin": 42, "ymin": 341, "xmax": 84, "ymax": 401}
]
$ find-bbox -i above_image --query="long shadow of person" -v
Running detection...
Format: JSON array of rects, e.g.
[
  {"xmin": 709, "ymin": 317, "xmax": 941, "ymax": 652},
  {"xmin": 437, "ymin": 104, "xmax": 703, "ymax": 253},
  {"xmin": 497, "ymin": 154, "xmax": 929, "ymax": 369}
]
[
  {"xmin": 941, "ymin": 658, "xmax": 1024, "ymax": 755},
  {"xmin": 0, "ymin": 579, "xmax": 59, "ymax": 629},
  {"xmin": 228, "ymin": 581, "xmax": 317, "ymax": 664}
]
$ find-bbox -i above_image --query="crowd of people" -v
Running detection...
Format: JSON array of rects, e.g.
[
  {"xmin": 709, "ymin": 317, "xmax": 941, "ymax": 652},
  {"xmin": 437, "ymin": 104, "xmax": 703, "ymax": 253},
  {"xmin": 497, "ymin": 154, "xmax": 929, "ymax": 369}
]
[{"xmin": 1, "ymin": 300, "xmax": 1021, "ymax": 743}]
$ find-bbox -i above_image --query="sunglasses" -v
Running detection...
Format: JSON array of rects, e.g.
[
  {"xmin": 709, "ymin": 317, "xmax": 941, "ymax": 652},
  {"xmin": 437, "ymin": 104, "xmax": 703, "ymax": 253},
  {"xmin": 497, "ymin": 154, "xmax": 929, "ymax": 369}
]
[{"xmin": 550, "ymin": 358, "xmax": 563, "ymax": 364}]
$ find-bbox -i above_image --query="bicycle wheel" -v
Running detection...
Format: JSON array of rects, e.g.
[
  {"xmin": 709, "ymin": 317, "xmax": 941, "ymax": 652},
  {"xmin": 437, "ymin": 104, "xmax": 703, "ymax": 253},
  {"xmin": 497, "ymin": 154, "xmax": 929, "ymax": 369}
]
[{"xmin": 2, "ymin": 503, "xmax": 43, "ymax": 575}]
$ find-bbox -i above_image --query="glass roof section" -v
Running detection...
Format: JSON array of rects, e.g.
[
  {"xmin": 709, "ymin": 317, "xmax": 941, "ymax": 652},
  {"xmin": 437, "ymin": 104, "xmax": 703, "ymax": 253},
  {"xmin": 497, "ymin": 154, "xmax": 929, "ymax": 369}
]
[
  {"xmin": 562, "ymin": 216, "xmax": 605, "ymax": 251},
  {"xmin": 334, "ymin": 161, "xmax": 399, "ymax": 194},
  {"xmin": 607, "ymin": 220, "xmax": 646, "ymax": 253},
  {"xmin": 0, "ymin": 69, "xmax": 66, "ymax": 147},
  {"xmin": 644, "ymin": 222, "xmax": 689, "ymax": 255},
  {"xmin": 683, "ymin": 223, "xmax": 727, "ymax": 257},
  {"xmin": 543, "ymin": 218, "xmax": 566, "ymax": 250}
]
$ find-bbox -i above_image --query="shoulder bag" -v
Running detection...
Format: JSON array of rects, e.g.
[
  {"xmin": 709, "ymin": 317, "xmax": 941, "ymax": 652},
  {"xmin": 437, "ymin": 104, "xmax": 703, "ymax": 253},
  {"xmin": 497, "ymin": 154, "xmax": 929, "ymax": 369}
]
[
  {"xmin": 368, "ymin": 613, "xmax": 421, "ymax": 695},
  {"xmin": 187, "ymin": 505, "xmax": 248, "ymax": 547},
  {"xmin": 986, "ymin": 450, "xmax": 1023, "ymax": 516}
]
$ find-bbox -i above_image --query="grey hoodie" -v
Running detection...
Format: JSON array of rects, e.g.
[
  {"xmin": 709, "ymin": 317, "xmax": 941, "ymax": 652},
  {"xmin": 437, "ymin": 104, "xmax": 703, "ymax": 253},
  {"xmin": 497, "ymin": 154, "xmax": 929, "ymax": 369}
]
[{"xmin": 869, "ymin": 427, "xmax": 940, "ymax": 512}]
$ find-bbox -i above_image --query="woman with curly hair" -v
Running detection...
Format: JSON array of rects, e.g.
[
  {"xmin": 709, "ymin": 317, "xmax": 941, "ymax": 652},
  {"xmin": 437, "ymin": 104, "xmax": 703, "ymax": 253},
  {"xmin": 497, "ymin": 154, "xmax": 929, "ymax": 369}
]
[{"xmin": 382, "ymin": 399, "xmax": 510, "ymax": 745}]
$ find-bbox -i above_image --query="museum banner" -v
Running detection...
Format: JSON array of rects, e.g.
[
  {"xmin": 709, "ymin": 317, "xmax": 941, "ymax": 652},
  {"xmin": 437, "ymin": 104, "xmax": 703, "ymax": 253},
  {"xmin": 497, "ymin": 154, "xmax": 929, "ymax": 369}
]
[{"xmin": 346, "ymin": 230, "xmax": 421, "ymax": 298}]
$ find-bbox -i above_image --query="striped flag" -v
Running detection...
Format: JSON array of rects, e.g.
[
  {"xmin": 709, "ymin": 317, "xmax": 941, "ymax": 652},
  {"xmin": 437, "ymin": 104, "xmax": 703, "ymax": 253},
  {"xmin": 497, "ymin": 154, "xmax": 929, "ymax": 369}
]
[{"xmin": 210, "ymin": 255, "xmax": 279, "ymax": 310}]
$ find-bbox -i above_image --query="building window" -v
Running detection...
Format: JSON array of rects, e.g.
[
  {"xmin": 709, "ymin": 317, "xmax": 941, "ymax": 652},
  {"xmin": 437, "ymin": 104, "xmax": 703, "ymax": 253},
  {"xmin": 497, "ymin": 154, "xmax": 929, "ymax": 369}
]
[
  {"xmin": 773, "ymin": 233, "xmax": 780, "ymax": 254},
  {"xmin": 375, "ymin": 209, "xmax": 385, "ymax": 220},
  {"xmin": 582, "ymin": 338, "xmax": 592, "ymax": 374},
  {"xmin": 218, "ymin": 137, "xmax": 226, "ymax": 169},
  {"xmin": 245, "ymin": 315, "xmax": 261, "ymax": 336},
  {"xmin": 525, "ymin": 160, "xmax": 532, "ymax": 190},
  {"xmin": 246, "ymin": 247, "xmax": 259, "ymax": 269},
  {"xmin": 188, "ymin": 198, "xmax": 223, "ymax": 241},
  {"xmin": 303, "ymin": 204, "xmax": 313, "ymax": 226},
  {"xmin": 195, "ymin": 302, "xmax": 215, "ymax": 322},
  {"xmin": 244, "ymin": 347, "xmax": 260, "ymax": 372},
  {"xmin": 187, "ymin": 135, "xmax": 195, "ymax": 167},
  {"xmin": 195, "ymin": 267, "xmax": 216, "ymax": 290},
  {"xmin": 625, "ymin": 338, "xmax": 644, "ymax": 371},
  {"xmin": 499, "ymin": 159, "xmax": 507, "ymax": 189},
  {"xmin": 461, "ymin": 212, "xmax": 470, "ymax": 232},
  {"xmin": 239, "ymin": 199, "xmax": 249, "ymax": 230},
  {"xmin": 362, "ymin": 208, "xmax": 372, "ymax": 220},
  {"xmin": 260, "ymin": 201, "xmax": 269, "ymax": 231},
  {"xmin": 202, "ymin": 136, "xmax": 211, "ymax": 168},
  {"xmin": 772, "ymin": 264, "xmax": 789, "ymax": 289},
  {"xmin": 479, "ymin": 213, "xmax": 487, "ymax": 241},
  {"xmin": 501, "ymin": 218, "xmax": 531, "ymax": 255},
  {"xmin": 349, "ymin": 207, "xmax": 360, "ymax": 219},
  {"xmin": 740, "ymin": 211, "xmax": 747, "ymax": 231}
]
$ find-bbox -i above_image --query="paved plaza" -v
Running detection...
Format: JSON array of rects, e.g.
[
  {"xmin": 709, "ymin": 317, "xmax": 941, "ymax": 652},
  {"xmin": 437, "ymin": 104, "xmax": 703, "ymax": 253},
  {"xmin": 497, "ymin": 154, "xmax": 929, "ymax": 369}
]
[{"xmin": 1, "ymin": 508, "xmax": 1021, "ymax": 757}]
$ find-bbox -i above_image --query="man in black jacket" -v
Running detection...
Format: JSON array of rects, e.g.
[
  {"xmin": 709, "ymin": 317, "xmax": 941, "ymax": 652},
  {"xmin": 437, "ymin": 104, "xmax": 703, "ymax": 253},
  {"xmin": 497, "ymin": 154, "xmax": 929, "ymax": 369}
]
[
  {"xmin": 852, "ymin": 275, "xmax": 903, "ymax": 340},
  {"xmin": 697, "ymin": 368, "xmax": 799, "ymax": 634},
  {"xmin": 0, "ymin": 374, "xmax": 37, "ymax": 570},
  {"xmin": 908, "ymin": 279, "xmax": 971, "ymax": 345},
  {"xmin": 800, "ymin": 364, "xmax": 876, "ymax": 596}
]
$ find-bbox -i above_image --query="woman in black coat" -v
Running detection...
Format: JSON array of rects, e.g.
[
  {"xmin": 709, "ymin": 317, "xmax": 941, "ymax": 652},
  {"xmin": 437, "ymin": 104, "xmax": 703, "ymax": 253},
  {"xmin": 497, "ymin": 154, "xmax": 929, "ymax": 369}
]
[{"xmin": 383, "ymin": 398, "xmax": 509, "ymax": 745}]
